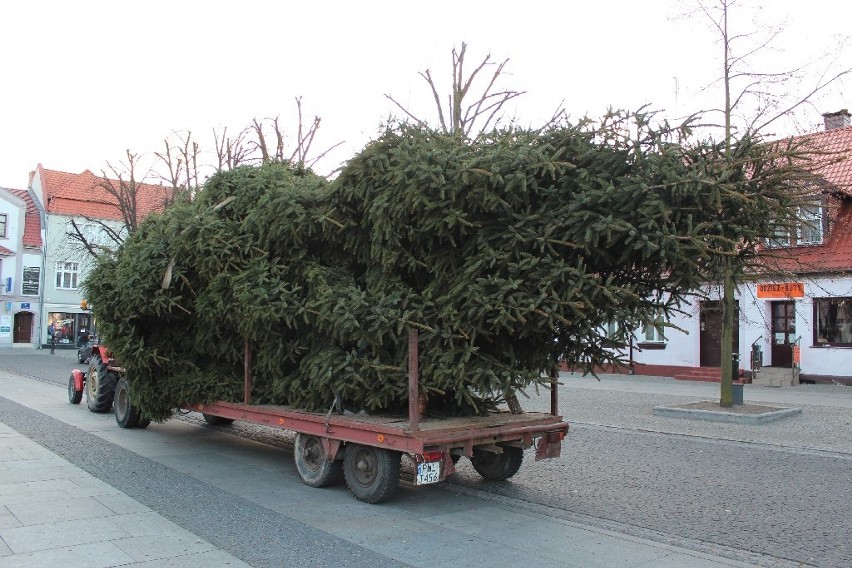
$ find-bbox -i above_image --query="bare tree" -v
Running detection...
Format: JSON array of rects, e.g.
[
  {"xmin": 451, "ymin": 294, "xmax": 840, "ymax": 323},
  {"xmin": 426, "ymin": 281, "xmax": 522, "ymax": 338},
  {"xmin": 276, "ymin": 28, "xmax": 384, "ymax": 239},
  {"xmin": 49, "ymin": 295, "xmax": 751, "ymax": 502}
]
[
  {"xmin": 66, "ymin": 150, "xmax": 169, "ymax": 257},
  {"xmin": 385, "ymin": 43, "xmax": 526, "ymax": 138},
  {"xmin": 690, "ymin": 0, "xmax": 851, "ymax": 406},
  {"xmin": 155, "ymin": 130, "xmax": 201, "ymax": 202}
]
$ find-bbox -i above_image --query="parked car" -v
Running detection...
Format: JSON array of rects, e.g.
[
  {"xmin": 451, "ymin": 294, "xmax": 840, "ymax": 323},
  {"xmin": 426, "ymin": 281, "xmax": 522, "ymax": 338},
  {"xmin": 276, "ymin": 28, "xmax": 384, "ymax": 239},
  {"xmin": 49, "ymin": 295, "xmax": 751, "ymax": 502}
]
[{"xmin": 77, "ymin": 336, "xmax": 98, "ymax": 364}]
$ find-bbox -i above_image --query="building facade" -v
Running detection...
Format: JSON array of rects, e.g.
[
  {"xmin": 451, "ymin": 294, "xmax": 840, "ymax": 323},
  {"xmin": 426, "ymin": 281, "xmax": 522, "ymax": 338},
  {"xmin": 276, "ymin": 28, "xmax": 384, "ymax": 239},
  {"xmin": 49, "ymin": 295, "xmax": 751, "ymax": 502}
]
[
  {"xmin": 0, "ymin": 186, "xmax": 44, "ymax": 348},
  {"xmin": 625, "ymin": 110, "xmax": 852, "ymax": 385},
  {"xmin": 28, "ymin": 165, "xmax": 170, "ymax": 349}
]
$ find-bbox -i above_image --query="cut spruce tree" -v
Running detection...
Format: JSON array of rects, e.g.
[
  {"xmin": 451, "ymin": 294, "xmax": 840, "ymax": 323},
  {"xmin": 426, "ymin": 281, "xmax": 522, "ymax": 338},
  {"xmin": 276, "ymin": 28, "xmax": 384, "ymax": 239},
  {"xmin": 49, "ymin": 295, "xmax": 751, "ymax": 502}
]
[{"xmin": 84, "ymin": 111, "xmax": 805, "ymax": 421}]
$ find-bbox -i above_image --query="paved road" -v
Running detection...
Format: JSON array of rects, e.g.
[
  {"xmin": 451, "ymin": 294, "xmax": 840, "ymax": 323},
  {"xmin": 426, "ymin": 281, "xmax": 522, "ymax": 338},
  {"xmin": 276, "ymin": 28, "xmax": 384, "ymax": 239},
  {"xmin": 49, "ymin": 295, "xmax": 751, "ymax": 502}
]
[{"xmin": 2, "ymin": 350, "xmax": 850, "ymax": 567}]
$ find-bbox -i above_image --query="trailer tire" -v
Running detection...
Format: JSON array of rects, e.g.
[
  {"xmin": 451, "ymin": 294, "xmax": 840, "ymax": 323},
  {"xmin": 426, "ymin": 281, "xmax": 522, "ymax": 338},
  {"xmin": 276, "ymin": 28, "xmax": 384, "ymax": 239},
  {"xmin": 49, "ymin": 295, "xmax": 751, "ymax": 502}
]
[
  {"xmin": 471, "ymin": 446, "xmax": 523, "ymax": 481},
  {"xmin": 68, "ymin": 374, "xmax": 83, "ymax": 404},
  {"xmin": 343, "ymin": 444, "xmax": 401, "ymax": 504},
  {"xmin": 114, "ymin": 377, "xmax": 142, "ymax": 428},
  {"xmin": 202, "ymin": 414, "xmax": 234, "ymax": 426},
  {"xmin": 294, "ymin": 434, "xmax": 344, "ymax": 488},
  {"xmin": 86, "ymin": 354, "xmax": 117, "ymax": 413}
]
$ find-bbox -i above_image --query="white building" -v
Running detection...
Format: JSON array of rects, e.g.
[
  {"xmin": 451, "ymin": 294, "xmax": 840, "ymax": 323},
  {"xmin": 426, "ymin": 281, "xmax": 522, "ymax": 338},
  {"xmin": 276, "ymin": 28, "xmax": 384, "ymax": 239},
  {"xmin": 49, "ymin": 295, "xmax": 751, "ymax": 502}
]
[
  {"xmin": 625, "ymin": 110, "xmax": 852, "ymax": 385},
  {"xmin": 0, "ymin": 186, "xmax": 44, "ymax": 348}
]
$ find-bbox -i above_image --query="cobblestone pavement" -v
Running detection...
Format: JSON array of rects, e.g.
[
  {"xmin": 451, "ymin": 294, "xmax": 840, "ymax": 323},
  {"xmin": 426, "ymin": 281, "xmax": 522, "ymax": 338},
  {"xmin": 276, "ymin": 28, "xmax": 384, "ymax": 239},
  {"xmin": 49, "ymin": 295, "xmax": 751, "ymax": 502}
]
[{"xmin": 2, "ymin": 350, "xmax": 850, "ymax": 567}]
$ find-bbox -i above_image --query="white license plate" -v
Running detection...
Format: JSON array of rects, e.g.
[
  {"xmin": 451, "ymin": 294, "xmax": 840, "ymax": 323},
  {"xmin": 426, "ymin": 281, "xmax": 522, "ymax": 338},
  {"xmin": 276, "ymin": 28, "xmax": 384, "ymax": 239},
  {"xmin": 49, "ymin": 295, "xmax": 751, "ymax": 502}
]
[{"xmin": 416, "ymin": 461, "xmax": 442, "ymax": 485}]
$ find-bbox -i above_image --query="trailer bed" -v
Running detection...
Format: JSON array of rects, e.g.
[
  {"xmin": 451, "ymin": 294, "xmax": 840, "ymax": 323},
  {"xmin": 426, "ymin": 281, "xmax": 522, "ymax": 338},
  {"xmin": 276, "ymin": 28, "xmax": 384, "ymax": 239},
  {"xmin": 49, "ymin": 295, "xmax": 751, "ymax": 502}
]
[{"xmin": 190, "ymin": 400, "xmax": 567, "ymax": 456}]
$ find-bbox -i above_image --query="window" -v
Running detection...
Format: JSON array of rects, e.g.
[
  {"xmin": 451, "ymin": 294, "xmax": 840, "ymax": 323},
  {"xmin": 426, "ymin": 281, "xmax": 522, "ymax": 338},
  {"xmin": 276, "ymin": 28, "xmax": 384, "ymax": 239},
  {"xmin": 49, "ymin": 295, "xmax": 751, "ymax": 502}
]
[
  {"xmin": 55, "ymin": 261, "xmax": 80, "ymax": 289},
  {"xmin": 797, "ymin": 204, "xmax": 824, "ymax": 245},
  {"xmin": 640, "ymin": 310, "xmax": 667, "ymax": 343},
  {"xmin": 766, "ymin": 203, "xmax": 826, "ymax": 248},
  {"xmin": 0, "ymin": 213, "xmax": 7, "ymax": 238},
  {"xmin": 765, "ymin": 223, "xmax": 791, "ymax": 248},
  {"xmin": 814, "ymin": 297, "xmax": 852, "ymax": 346}
]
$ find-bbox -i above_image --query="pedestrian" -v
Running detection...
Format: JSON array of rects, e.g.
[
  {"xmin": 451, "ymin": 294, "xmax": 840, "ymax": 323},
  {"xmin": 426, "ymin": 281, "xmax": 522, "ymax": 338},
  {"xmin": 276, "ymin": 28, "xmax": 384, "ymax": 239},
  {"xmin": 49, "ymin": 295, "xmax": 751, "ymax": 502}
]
[{"xmin": 48, "ymin": 323, "xmax": 56, "ymax": 355}]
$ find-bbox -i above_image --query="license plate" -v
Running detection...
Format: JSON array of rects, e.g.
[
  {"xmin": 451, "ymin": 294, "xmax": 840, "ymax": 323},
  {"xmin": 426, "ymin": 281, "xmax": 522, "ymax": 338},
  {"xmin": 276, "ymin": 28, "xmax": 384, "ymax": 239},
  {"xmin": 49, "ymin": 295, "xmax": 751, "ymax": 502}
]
[{"xmin": 416, "ymin": 461, "xmax": 442, "ymax": 485}]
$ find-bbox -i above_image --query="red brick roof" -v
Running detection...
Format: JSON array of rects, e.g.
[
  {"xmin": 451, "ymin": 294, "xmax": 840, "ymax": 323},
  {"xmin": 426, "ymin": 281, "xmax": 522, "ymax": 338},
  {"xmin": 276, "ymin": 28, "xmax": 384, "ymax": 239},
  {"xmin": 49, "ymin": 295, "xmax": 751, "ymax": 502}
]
[
  {"xmin": 37, "ymin": 166, "xmax": 169, "ymax": 222},
  {"xmin": 7, "ymin": 188, "xmax": 43, "ymax": 248}
]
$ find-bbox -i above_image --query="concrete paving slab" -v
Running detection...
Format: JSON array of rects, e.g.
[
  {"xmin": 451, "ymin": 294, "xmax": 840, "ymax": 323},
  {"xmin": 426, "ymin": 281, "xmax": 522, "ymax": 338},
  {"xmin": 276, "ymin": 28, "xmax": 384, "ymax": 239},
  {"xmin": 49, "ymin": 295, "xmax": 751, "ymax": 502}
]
[
  {"xmin": 4, "ymin": 496, "xmax": 116, "ymax": 526},
  {"xmin": 112, "ymin": 534, "xmax": 217, "ymax": 563},
  {"xmin": 0, "ymin": 507, "xmax": 19, "ymax": 531},
  {"xmin": 0, "ymin": 516, "xmax": 131, "ymax": 554},
  {"xmin": 0, "ymin": 540, "xmax": 134, "ymax": 568},
  {"xmin": 94, "ymin": 493, "xmax": 153, "ymax": 516},
  {"xmin": 122, "ymin": 549, "xmax": 253, "ymax": 567}
]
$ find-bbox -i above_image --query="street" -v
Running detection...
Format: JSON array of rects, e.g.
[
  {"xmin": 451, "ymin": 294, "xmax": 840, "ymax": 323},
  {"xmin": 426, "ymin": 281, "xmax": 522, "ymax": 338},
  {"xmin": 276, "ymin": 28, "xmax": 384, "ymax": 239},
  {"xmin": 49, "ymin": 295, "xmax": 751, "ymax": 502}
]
[{"xmin": 1, "ymin": 349, "xmax": 850, "ymax": 567}]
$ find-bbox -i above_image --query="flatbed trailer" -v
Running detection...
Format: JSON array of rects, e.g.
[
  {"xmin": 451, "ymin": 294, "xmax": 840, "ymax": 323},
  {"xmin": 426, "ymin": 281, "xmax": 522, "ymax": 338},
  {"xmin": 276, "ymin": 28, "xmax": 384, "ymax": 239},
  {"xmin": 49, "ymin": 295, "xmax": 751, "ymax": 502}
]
[{"xmin": 70, "ymin": 330, "xmax": 569, "ymax": 503}]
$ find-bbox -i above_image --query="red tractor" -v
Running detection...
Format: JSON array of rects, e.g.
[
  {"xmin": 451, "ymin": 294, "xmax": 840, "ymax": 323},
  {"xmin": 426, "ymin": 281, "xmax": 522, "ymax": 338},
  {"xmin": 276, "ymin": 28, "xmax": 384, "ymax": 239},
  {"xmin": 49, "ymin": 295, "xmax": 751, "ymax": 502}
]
[{"xmin": 68, "ymin": 345, "xmax": 150, "ymax": 428}]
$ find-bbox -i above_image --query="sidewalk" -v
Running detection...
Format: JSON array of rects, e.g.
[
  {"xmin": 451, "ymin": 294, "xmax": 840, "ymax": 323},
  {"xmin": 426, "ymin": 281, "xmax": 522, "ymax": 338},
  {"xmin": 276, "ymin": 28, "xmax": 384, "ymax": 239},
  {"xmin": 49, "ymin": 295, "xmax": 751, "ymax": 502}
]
[
  {"xmin": 3, "ymin": 367, "xmax": 848, "ymax": 567},
  {"xmin": 0, "ymin": 416, "xmax": 250, "ymax": 568}
]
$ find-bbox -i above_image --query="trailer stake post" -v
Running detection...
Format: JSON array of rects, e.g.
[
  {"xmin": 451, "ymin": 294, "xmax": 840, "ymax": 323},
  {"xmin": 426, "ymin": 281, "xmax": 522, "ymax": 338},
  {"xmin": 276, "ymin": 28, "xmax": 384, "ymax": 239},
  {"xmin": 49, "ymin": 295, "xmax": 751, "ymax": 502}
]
[
  {"xmin": 550, "ymin": 366, "xmax": 559, "ymax": 417},
  {"xmin": 408, "ymin": 328, "xmax": 420, "ymax": 433},
  {"xmin": 244, "ymin": 339, "xmax": 252, "ymax": 405}
]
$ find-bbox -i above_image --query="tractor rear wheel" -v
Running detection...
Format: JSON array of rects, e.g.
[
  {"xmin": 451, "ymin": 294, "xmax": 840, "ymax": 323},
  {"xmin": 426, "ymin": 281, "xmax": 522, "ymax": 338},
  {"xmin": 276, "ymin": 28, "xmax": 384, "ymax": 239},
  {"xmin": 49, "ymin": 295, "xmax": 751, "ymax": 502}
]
[{"xmin": 86, "ymin": 353, "xmax": 116, "ymax": 413}]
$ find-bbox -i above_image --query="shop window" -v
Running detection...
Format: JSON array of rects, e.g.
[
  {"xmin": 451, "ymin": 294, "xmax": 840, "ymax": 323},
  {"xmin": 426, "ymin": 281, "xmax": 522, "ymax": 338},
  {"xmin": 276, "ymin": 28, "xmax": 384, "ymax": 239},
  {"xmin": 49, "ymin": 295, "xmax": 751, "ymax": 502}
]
[
  {"xmin": 0, "ymin": 213, "xmax": 7, "ymax": 238},
  {"xmin": 814, "ymin": 297, "xmax": 852, "ymax": 346},
  {"xmin": 55, "ymin": 261, "xmax": 79, "ymax": 289}
]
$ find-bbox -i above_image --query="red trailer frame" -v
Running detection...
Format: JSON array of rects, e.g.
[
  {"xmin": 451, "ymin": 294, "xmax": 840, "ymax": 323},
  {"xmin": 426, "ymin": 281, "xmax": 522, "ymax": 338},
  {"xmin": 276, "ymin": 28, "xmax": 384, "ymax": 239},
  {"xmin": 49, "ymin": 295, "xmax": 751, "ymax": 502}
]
[{"xmin": 82, "ymin": 330, "xmax": 569, "ymax": 503}]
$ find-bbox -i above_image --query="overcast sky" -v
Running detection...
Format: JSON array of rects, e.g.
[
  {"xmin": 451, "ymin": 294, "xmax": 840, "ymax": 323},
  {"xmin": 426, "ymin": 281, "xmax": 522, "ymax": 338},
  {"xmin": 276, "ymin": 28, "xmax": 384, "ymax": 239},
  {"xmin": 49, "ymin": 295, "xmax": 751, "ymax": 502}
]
[{"xmin": 1, "ymin": 0, "xmax": 849, "ymax": 189}]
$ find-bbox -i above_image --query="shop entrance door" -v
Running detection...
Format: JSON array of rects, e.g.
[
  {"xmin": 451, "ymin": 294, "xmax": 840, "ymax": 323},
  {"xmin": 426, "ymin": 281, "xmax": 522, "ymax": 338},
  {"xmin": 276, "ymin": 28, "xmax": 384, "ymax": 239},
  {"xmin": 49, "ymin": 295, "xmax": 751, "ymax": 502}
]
[
  {"xmin": 770, "ymin": 301, "xmax": 795, "ymax": 367},
  {"xmin": 699, "ymin": 301, "xmax": 739, "ymax": 367},
  {"xmin": 13, "ymin": 312, "xmax": 33, "ymax": 343}
]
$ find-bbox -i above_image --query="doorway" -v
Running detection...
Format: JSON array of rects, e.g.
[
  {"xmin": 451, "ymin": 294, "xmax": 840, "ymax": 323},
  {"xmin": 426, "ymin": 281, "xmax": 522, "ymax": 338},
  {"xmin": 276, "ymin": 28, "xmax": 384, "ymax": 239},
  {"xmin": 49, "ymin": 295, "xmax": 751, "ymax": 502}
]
[
  {"xmin": 699, "ymin": 301, "xmax": 740, "ymax": 367},
  {"xmin": 13, "ymin": 312, "xmax": 33, "ymax": 343},
  {"xmin": 770, "ymin": 301, "xmax": 795, "ymax": 367}
]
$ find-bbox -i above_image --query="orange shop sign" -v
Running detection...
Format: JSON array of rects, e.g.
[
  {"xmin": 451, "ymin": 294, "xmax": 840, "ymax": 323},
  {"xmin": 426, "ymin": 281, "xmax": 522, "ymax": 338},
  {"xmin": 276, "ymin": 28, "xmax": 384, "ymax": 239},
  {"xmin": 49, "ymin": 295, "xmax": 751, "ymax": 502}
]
[{"xmin": 756, "ymin": 282, "xmax": 805, "ymax": 299}]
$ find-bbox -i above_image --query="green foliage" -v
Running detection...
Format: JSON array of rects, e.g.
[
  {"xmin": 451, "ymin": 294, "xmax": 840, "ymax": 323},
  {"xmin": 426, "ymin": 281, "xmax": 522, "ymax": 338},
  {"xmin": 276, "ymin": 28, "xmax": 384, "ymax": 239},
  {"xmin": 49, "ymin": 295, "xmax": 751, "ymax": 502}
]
[{"xmin": 85, "ymin": 112, "xmax": 805, "ymax": 420}]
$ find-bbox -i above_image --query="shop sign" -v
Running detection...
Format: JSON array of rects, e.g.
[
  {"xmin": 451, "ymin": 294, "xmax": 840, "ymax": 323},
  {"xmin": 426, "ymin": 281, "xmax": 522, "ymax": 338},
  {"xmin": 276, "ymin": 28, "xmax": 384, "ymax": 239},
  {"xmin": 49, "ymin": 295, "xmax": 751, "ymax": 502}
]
[
  {"xmin": 22, "ymin": 267, "xmax": 40, "ymax": 296},
  {"xmin": 756, "ymin": 282, "xmax": 804, "ymax": 299},
  {"xmin": 0, "ymin": 315, "xmax": 10, "ymax": 337}
]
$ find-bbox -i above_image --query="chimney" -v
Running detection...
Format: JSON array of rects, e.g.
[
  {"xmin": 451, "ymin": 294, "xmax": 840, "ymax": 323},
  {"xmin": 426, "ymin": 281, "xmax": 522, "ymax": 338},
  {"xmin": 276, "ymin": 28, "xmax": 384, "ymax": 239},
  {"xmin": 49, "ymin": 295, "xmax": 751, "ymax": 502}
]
[{"xmin": 822, "ymin": 109, "xmax": 851, "ymax": 130}]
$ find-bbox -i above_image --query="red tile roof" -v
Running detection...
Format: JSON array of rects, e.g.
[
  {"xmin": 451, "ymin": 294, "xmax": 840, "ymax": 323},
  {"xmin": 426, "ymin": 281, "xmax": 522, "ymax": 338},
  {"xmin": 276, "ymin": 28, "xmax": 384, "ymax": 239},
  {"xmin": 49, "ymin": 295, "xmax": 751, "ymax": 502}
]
[
  {"xmin": 795, "ymin": 125, "xmax": 852, "ymax": 197},
  {"xmin": 765, "ymin": 200, "xmax": 852, "ymax": 274},
  {"xmin": 37, "ymin": 166, "xmax": 170, "ymax": 222},
  {"xmin": 7, "ymin": 188, "xmax": 43, "ymax": 248},
  {"xmin": 0, "ymin": 245, "xmax": 14, "ymax": 257}
]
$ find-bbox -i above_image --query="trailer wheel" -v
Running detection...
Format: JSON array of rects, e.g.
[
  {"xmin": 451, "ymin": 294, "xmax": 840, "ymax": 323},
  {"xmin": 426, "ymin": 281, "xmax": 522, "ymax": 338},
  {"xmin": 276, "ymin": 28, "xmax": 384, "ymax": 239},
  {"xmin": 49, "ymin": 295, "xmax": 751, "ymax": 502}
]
[
  {"xmin": 471, "ymin": 446, "xmax": 523, "ymax": 481},
  {"xmin": 202, "ymin": 414, "xmax": 234, "ymax": 426},
  {"xmin": 294, "ymin": 434, "xmax": 344, "ymax": 488},
  {"xmin": 343, "ymin": 444, "xmax": 401, "ymax": 504},
  {"xmin": 114, "ymin": 377, "xmax": 143, "ymax": 428},
  {"xmin": 67, "ymin": 374, "xmax": 82, "ymax": 404},
  {"xmin": 86, "ymin": 354, "xmax": 117, "ymax": 413}
]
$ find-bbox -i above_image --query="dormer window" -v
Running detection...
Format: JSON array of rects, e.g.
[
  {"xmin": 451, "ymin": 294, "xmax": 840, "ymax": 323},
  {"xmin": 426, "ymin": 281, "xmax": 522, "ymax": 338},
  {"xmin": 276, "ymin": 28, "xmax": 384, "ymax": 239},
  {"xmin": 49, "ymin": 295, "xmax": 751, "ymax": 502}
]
[
  {"xmin": 765, "ymin": 202, "xmax": 826, "ymax": 248},
  {"xmin": 797, "ymin": 204, "xmax": 824, "ymax": 245}
]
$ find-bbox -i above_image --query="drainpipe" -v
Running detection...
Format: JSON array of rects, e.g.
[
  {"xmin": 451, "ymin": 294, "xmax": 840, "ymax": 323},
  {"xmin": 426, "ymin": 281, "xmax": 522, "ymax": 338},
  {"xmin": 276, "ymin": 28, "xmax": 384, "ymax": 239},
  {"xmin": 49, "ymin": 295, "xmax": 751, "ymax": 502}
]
[{"xmin": 32, "ymin": 188, "xmax": 47, "ymax": 350}]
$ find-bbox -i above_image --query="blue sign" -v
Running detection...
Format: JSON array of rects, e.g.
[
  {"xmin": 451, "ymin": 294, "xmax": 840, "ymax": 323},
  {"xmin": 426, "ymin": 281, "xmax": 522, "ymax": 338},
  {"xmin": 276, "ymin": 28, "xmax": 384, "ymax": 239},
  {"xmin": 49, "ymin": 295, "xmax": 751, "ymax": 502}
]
[{"xmin": 21, "ymin": 303, "xmax": 30, "ymax": 309}]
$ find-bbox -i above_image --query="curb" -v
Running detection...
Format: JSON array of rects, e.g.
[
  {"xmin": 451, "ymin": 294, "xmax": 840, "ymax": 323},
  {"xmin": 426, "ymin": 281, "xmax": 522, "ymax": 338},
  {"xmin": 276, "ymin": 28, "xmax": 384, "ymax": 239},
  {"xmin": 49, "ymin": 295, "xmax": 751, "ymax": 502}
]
[{"xmin": 652, "ymin": 404, "xmax": 803, "ymax": 424}]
